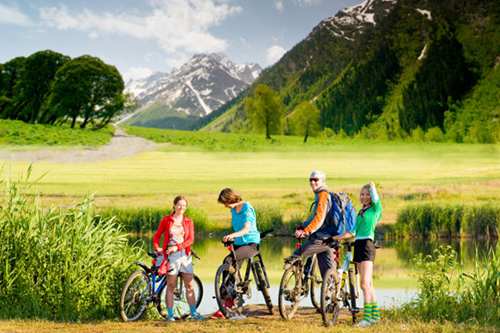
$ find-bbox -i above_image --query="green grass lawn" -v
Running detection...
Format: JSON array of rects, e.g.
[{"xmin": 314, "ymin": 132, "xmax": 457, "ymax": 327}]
[
  {"xmin": 2, "ymin": 136, "xmax": 499, "ymax": 228},
  {"xmin": 0, "ymin": 119, "xmax": 114, "ymax": 146}
]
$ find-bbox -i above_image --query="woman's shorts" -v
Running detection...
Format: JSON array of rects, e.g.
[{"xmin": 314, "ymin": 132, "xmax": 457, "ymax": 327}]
[
  {"xmin": 167, "ymin": 250, "xmax": 193, "ymax": 275},
  {"xmin": 354, "ymin": 239, "xmax": 376, "ymax": 263}
]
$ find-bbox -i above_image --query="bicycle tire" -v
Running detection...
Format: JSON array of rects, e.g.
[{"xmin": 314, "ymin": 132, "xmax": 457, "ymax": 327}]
[
  {"xmin": 157, "ymin": 274, "xmax": 204, "ymax": 318},
  {"xmin": 309, "ymin": 258, "xmax": 322, "ymax": 310},
  {"xmin": 320, "ymin": 268, "xmax": 340, "ymax": 327},
  {"xmin": 214, "ymin": 263, "xmax": 240, "ymax": 318},
  {"xmin": 278, "ymin": 265, "xmax": 302, "ymax": 320},
  {"xmin": 120, "ymin": 270, "xmax": 150, "ymax": 322},
  {"xmin": 348, "ymin": 268, "xmax": 357, "ymax": 323},
  {"xmin": 193, "ymin": 275, "xmax": 204, "ymax": 308},
  {"xmin": 254, "ymin": 261, "xmax": 273, "ymax": 314}
]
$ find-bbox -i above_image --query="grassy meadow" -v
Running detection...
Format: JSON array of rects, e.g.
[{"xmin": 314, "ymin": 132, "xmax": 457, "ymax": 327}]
[
  {"xmin": 2, "ymin": 127, "xmax": 499, "ymax": 229},
  {"xmin": 1, "ymin": 126, "xmax": 499, "ymax": 331},
  {"xmin": 0, "ymin": 119, "xmax": 114, "ymax": 147}
]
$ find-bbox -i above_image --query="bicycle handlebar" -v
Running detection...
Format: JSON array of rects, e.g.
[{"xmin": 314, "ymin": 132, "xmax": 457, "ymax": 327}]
[
  {"xmin": 260, "ymin": 229, "xmax": 274, "ymax": 239},
  {"xmin": 221, "ymin": 229, "xmax": 274, "ymax": 246},
  {"xmin": 147, "ymin": 250, "xmax": 201, "ymax": 260}
]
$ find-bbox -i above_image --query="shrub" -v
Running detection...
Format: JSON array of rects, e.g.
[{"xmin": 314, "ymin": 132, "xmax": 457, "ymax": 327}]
[
  {"xmin": 398, "ymin": 246, "xmax": 499, "ymax": 326},
  {"xmin": 424, "ymin": 127, "xmax": 445, "ymax": 142},
  {"xmin": 410, "ymin": 127, "xmax": 425, "ymax": 141},
  {"xmin": 0, "ymin": 183, "xmax": 142, "ymax": 320}
]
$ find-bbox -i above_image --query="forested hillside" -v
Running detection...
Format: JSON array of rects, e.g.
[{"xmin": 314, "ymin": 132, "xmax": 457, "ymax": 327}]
[{"xmin": 204, "ymin": 0, "xmax": 500, "ymax": 143}]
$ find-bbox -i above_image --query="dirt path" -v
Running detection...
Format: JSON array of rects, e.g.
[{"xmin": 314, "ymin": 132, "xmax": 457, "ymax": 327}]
[{"xmin": 0, "ymin": 128, "xmax": 158, "ymax": 163}]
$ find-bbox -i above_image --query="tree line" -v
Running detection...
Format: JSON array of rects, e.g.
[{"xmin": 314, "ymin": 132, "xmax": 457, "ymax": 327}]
[
  {"xmin": 244, "ymin": 83, "xmax": 320, "ymax": 142},
  {"xmin": 0, "ymin": 50, "xmax": 126, "ymax": 129}
]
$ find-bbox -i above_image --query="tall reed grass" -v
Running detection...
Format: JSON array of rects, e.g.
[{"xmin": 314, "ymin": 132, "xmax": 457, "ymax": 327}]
[
  {"xmin": 396, "ymin": 246, "xmax": 499, "ymax": 326},
  {"xmin": 97, "ymin": 207, "xmax": 211, "ymax": 233},
  {"xmin": 394, "ymin": 204, "xmax": 499, "ymax": 239},
  {"xmin": 98, "ymin": 204, "xmax": 288, "ymax": 235},
  {"xmin": 0, "ymin": 181, "xmax": 143, "ymax": 321}
]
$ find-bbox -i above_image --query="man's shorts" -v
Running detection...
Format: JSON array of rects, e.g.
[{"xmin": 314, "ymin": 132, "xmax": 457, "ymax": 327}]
[{"xmin": 167, "ymin": 250, "xmax": 194, "ymax": 275}]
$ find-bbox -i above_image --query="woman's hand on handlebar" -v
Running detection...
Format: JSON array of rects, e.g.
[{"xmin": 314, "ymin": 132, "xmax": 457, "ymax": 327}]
[
  {"xmin": 223, "ymin": 234, "xmax": 234, "ymax": 243},
  {"xmin": 166, "ymin": 246, "xmax": 177, "ymax": 254}
]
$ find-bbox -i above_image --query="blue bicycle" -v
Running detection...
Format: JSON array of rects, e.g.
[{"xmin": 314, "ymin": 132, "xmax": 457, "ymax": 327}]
[{"xmin": 120, "ymin": 252, "xmax": 203, "ymax": 321}]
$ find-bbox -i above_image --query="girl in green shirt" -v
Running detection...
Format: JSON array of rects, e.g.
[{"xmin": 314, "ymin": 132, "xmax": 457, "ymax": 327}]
[{"xmin": 334, "ymin": 181, "xmax": 382, "ymax": 327}]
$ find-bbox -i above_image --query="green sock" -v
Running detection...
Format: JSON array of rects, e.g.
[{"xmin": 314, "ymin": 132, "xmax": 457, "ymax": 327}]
[
  {"xmin": 371, "ymin": 302, "xmax": 380, "ymax": 321},
  {"xmin": 363, "ymin": 303, "xmax": 372, "ymax": 322}
]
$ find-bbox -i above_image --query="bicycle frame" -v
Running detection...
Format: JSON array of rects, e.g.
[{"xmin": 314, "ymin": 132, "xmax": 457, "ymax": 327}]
[
  {"xmin": 337, "ymin": 242, "xmax": 359, "ymax": 312},
  {"xmin": 224, "ymin": 242, "xmax": 271, "ymax": 291},
  {"xmin": 338, "ymin": 243, "xmax": 357, "ymax": 288}
]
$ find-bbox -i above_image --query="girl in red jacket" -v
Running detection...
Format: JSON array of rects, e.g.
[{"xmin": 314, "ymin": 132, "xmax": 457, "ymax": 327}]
[{"xmin": 152, "ymin": 195, "xmax": 203, "ymax": 321}]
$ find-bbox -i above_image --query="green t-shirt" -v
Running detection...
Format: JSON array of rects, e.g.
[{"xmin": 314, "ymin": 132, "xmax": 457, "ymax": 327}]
[{"xmin": 354, "ymin": 188, "xmax": 382, "ymax": 241}]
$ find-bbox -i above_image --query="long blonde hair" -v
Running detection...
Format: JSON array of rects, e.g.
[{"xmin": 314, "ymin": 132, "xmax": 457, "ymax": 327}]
[{"xmin": 361, "ymin": 184, "xmax": 372, "ymax": 202}]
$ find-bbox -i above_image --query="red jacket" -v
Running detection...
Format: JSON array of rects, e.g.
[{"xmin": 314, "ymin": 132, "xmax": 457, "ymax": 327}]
[{"xmin": 152, "ymin": 214, "xmax": 194, "ymax": 255}]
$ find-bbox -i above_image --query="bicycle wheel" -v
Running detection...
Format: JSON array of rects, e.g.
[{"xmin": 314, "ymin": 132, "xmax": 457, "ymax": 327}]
[
  {"xmin": 278, "ymin": 265, "xmax": 304, "ymax": 320},
  {"xmin": 157, "ymin": 274, "xmax": 204, "ymax": 319},
  {"xmin": 309, "ymin": 258, "xmax": 322, "ymax": 311},
  {"xmin": 120, "ymin": 270, "xmax": 151, "ymax": 321},
  {"xmin": 193, "ymin": 275, "xmax": 204, "ymax": 308},
  {"xmin": 348, "ymin": 268, "xmax": 358, "ymax": 323},
  {"xmin": 254, "ymin": 262, "xmax": 273, "ymax": 314},
  {"xmin": 320, "ymin": 268, "xmax": 340, "ymax": 327},
  {"xmin": 214, "ymin": 263, "xmax": 242, "ymax": 317}
]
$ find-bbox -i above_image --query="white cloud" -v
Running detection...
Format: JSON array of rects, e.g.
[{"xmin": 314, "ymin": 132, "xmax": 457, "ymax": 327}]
[
  {"xmin": 39, "ymin": 0, "xmax": 242, "ymax": 67},
  {"xmin": 266, "ymin": 45, "xmax": 286, "ymax": 65},
  {"xmin": 123, "ymin": 66, "xmax": 154, "ymax": 82},
  {"xmin": 0, "ymin": 4, "xmax": 32, "ymax": 26},
  {"xmin": 275, "ymin": 1, "xmax": 284, "ymax": 12},
  {"xmin": 297, "ymin": 0, "xmax": 322, "ymax": 6},
  {"xmin": 274, "ymin": 0, "xmax": 321, "ymax": 12},
  {"xmin": 88, "ymin": 31, "xmax": 99, "ymax": 39}
]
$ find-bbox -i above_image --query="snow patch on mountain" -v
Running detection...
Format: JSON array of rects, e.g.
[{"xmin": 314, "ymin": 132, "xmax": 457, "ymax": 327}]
[
  {"xmin": 315, "ymin": 0, "xmax": 397, "ymax": 42},
  {"xmin": 185, "ymin": 80, "xmax": 211, "ymax": 115},
  {"xmin": 125, "ymin": 53, "xmax": 262, "ymax": 117}
]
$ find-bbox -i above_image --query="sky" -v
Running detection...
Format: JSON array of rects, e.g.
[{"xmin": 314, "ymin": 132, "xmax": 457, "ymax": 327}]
[{"xmin": 0, "ymin": 0, "xmax": 360, "ymax": 81}]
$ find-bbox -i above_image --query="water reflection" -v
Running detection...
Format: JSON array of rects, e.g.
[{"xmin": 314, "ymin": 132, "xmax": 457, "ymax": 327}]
[{"xmin": 127, "ymin": 234, "xmax": 495, "ymax": 311}]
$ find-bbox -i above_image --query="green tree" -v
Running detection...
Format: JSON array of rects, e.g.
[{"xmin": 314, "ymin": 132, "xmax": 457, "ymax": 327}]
[
  {"xmin": 244, "ymin": 84, "xmax": 284, "ymax": 139},
  {"xmin": 288, "ymin": 101, "xmax": 321, "ymax": 143},
  {"xmin": 0, "ymin": 57, "xmax": 26, "ymax": 119},
  {"xmin": 46, "ymin": 55, "xmax": 125, "ymax": 129},
  {"xmin": 12, "ymin": 50, "xmax": 69, "ymax": 123}
]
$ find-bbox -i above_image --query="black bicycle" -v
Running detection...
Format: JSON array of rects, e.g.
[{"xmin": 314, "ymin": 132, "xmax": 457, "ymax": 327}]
[
  {"xmin": 278, "ymin": 238, "xmax": 327, "ymax": 320},
  {"xmin": 321, "ymin": 240, "xmax": 359, "ymax": 326},
  {"xmin": 214, "ymin": 230, "xmax": 273, "ymax": 317},
  {"xmin": 120, "ymin": 251, "xmax": 203, "ymax": 321}
]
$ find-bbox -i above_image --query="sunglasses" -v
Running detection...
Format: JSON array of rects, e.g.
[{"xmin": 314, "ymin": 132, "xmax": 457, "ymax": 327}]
[{"xmin": 309, "ymin": 178, "xmax": 320, "ymax": 182}]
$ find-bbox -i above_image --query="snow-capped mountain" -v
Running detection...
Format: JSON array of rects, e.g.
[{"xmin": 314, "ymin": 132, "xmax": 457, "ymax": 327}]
[
  {"xmin": 314, "ymin": 0, "xmax": 397, "ymax": 41},
  {"xmin": 126, "ymin": 53, "xmax": 262, "ymax": 117}
]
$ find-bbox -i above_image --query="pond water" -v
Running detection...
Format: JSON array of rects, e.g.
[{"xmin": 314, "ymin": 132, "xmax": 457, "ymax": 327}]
[{"xmin": 129, "ymin": 235, "xmax": 496, "ymax": 315}]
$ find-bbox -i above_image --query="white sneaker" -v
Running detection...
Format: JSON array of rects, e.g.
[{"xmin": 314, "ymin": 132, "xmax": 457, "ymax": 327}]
[
  {"xmin": 356, "ymin": 319, "xmax": 372, "ymax": 328},
  {"xmin": 229, "ymin": 314, "xmax": 247, "ymax": 320}
]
